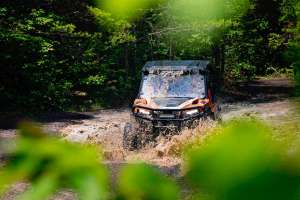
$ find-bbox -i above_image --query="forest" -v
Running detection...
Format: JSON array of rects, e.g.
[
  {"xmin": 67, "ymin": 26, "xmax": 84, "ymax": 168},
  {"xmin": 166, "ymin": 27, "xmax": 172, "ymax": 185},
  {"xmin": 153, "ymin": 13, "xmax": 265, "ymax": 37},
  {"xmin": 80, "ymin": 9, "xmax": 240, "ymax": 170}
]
[
  {"xmin": 1, "ymin": 1, "xmax": 300, "ymax": 199},
  {"xmin": 0, "ymin": 0, "xmax": 299, "ymax": 111}
]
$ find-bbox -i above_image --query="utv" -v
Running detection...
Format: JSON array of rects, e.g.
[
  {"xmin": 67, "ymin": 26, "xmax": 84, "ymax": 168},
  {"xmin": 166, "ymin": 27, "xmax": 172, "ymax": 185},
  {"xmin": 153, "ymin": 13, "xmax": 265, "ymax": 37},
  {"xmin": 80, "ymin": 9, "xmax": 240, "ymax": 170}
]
[{"xmin": 123, "ymin": 60, "xmax": 220, "ymax": 149}]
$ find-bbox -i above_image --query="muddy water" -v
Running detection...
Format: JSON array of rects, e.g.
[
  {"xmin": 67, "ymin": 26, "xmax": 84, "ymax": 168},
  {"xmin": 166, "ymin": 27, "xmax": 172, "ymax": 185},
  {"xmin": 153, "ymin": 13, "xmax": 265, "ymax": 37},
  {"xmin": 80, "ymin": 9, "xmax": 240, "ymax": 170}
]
[
  {"xmin": 0, "ymin": 79, "xmax": 298, "ymax": 166},
  {"xmin": 0, "ymin": 101, "xmax": 298, "ymax": 166},
  {"xmin": 57, "ymin": 99, "xmax": 299, "ymax": 166},
  {"xmin": 58, "ymin": 109, "xmax": 216, "ymax": 165}
]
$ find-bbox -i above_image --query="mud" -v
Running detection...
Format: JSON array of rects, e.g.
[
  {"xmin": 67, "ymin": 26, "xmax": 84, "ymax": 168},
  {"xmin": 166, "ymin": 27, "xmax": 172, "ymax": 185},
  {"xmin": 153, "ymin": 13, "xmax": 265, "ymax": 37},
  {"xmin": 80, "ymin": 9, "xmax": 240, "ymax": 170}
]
[
  {"xmin": 0, "ymin": 79, "xmax": 299, "ymax": 163},
  {"xmin": 57, "ymin": 79, "xmax": 297, "ymax": 163},
  {"xmin": 0, "ymin": 79, "xmax": 298, "ymax": 165}
]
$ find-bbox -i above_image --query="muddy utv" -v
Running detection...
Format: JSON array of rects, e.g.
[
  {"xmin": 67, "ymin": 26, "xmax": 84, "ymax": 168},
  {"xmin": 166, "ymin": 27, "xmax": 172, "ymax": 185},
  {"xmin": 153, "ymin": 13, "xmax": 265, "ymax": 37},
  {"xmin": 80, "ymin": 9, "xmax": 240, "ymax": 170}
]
[{"xmin": 123, "ymin": 60, "xmax": 220, "ymax": 149}]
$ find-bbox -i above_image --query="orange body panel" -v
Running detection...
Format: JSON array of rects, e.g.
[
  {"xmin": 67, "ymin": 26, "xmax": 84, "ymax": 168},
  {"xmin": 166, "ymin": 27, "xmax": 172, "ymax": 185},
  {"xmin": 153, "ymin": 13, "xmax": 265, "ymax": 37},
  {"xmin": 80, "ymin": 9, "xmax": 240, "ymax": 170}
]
[{"xmin": 133, "ymin": 97, "xmax": 215, "ymax": 112}]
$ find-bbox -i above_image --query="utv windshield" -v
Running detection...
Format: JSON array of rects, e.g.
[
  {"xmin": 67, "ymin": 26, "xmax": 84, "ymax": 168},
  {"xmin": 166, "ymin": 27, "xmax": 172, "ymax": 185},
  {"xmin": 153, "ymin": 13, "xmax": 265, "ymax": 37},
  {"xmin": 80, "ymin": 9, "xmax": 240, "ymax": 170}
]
[{"xmin": 139, "ymin": 71, "xmax": 206, "ymax": 99}]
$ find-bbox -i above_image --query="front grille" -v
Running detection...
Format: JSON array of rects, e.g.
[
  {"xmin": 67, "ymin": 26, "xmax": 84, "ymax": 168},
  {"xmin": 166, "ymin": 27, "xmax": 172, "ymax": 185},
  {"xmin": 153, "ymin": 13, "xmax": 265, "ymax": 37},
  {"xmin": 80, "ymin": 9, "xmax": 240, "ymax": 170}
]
[
  {"xmin": 159, "ymin": 114, "xmax": 175, "ymax": 119},
  {"xmin": 153, "ymin": 110, "xmax": 181, "ymax": 119}
]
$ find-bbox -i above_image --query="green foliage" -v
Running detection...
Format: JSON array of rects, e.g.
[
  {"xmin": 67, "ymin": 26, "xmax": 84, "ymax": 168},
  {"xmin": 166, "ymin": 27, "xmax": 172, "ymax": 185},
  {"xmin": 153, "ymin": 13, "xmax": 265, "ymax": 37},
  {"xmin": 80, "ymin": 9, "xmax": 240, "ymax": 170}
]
[
  {"xmin": 0, "ymin": 123, "xmax": 179, "ymax": 200},
  {"xmin": 150, "ymin": 0, "xmax": 250, "ymax": 60},
  {"xmin": 2, "ymin": 119, "xmax": 300, "ymax": 200},
  {"xmin": 224, "ymin": 0, "xmax": 296, "ymax": 77},
  {"xmin": 0, "ymin": 1, "xmax": 138, "ymax": 111},
  {"xmin": 0, "ymin": 0, "xmax": 299, "ymax": 111},
  {"xmin": 230, "ymin": 62, "xmax": 256, "ymax": 80},
  {"xmin": 117, "ymin": 164, "xmax": 179, "ymax": 200},
  {"xmin": 0, "ymin": 123, "xmax": 108, "ymax": 200},
  {"xmin": 89, "ymin": 7, "xmax": 135, "ymax": 44},
  {"xmin": 168, "ymin": 0, "xmax": 249, "ymax": 22},
  {"xmin": 268, "ymin": 33, "xmax": 285, "ymax": 51},
  {"xmin": 81, "ymin": 75, "xmax": 106, "ymax": 86},
  {"xmin": 286, "ymin": 0, "xmax": 300, "ymax": 94},
  {"xmin": 186, "ymin": 119, "xmax": 300, "ymax": 200}
]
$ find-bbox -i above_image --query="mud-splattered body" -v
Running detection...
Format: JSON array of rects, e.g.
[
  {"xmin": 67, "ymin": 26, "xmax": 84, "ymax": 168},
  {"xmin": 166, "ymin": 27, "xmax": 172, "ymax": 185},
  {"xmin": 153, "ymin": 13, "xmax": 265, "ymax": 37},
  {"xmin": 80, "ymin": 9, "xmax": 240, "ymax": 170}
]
[{"xmin": 132, "ymin": 60, "xmax": 219, "ymax": 132}]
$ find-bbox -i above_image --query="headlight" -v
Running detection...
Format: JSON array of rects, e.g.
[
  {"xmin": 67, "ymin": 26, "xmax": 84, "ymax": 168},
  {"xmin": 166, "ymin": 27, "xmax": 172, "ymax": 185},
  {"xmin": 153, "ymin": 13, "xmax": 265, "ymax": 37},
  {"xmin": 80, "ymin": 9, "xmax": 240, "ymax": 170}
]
[
  {"xmin": 184, "ymin": 109, "xmax": 199, "ymax": 115},
  {"xmin": 136, "ymin": 108, "xmax": 151, "ymax": 115}
]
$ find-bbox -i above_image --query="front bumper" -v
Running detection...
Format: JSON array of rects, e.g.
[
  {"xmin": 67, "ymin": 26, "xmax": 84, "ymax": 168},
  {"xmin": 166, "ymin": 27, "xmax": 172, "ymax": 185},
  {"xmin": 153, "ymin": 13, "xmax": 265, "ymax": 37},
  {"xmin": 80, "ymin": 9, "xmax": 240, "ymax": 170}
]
[{"xmin": 132, "ymin": 105, "xmax": 208, "ymax": 129}]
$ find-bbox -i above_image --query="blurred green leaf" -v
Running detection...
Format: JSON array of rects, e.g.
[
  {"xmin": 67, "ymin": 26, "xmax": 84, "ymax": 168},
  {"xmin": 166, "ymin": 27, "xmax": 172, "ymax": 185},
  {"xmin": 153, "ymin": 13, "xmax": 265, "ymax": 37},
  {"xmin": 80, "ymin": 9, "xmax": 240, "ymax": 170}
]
[
  {"xmin": 186, "ymin": 119, "xmax": 300, "ymax": 200},
  {"xmin": 0, "ymin": 122, "xmax": 108, "ymax": 200},
  {"xmin": 117, "ymin": 163, "xmax": 179, "ymax": 200}
]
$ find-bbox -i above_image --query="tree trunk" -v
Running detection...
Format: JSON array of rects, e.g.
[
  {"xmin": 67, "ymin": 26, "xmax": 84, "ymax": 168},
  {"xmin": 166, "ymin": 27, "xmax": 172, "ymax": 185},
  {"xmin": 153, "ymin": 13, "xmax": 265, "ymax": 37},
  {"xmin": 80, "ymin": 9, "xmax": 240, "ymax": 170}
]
[
  {"xmin": 213, "ymin": 45, "xmax": 221, "ymax": 71},
  {"xmin": 124, "ymin": 43, "xmax": 130, "ymax": 73},
  {"xmin": 220, "ymin": 43, "xmax": 225, "ymax": 81}
]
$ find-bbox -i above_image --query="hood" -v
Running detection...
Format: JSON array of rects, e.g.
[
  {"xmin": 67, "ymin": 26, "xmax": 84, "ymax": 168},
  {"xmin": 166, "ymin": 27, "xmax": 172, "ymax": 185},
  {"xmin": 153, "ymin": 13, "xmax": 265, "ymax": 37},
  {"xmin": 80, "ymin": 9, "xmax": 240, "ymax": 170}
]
[{"xmin": 151, "ymin": 97, "xmax": 191, "ymax": 108}]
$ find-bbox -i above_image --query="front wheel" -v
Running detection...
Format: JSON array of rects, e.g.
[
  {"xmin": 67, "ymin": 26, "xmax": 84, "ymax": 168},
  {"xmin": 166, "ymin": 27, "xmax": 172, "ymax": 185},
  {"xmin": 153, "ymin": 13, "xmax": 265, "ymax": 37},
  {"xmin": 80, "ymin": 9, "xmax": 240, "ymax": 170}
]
[
  {"xmin": 123, "ymin": 122, "xmax": 142, "ymax": 150},
  {"xmin": 123, "ymin": 118, "xmax": 154, "ymax": 150}
]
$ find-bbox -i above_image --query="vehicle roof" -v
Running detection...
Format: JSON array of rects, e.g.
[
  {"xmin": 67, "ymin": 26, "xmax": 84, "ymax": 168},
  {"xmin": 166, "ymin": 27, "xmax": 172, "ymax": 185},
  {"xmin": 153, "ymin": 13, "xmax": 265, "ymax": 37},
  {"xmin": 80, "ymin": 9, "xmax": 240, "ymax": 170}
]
[{"xmin": 143, "ymin": 60, "xmax": 210, "ymax": 71}]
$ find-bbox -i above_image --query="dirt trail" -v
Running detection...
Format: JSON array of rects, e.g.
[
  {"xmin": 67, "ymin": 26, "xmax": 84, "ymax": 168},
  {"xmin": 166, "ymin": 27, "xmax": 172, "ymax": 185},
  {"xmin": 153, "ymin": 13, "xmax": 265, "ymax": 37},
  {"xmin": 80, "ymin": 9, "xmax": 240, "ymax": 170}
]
[{"xmin": 0, "ymin": 78, "xmax": 299, "ymax": 167}]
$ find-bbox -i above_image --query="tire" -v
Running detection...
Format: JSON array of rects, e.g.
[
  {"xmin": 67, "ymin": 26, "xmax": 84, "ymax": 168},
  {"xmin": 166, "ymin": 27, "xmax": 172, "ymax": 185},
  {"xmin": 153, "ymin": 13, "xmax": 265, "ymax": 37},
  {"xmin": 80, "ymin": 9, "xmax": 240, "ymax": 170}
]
[
  {"xmin": 122, "ymin": 115, "xmax": 156, "ymax": 150},
  {"xmin": 123, "ymin": 115, "xmax": 151, "ymax": 150},
  {"xmin": 123, "ymin": 122, "xmax": 140, "ymax": 150}
]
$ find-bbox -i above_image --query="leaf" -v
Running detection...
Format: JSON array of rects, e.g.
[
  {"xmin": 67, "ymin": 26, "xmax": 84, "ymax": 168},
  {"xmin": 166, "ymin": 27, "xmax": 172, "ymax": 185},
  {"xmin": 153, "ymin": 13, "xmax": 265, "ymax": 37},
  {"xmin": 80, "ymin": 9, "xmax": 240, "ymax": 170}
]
[{"xmin": 118, "ymin": 163, "xmax": 179, "ymax": 200}]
